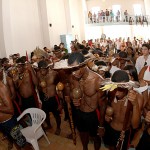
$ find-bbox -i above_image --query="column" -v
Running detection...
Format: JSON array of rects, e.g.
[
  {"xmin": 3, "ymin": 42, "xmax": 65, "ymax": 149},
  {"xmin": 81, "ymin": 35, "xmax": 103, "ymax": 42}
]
[
  {"xmin": 0, "ymin": 0, "xmax": 6, "ymax": 57},
  {"xmin": 144, "ymin": 0, "xmax": 150, "ymax": 15},
  {"xmin": 37, "ymin": 0, "xmax": 51, "ymax": 48},
  {"xmin": 64, "ymin": 0, "xmax": 72, "ymax": 34}
]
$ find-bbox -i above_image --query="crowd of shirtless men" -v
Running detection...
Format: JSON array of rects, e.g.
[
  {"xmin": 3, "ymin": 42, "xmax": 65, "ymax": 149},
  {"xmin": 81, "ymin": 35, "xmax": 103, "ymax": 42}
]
[{"xmin": 0, "ymin": 37, "xmax": 150, "ymax": 150}]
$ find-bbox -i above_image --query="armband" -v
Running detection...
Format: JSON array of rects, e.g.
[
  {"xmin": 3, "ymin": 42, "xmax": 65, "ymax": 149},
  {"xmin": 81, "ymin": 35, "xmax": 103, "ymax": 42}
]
[{"xmin": 98, "ymin": 126, "xmax": 104, "ymax": 129}]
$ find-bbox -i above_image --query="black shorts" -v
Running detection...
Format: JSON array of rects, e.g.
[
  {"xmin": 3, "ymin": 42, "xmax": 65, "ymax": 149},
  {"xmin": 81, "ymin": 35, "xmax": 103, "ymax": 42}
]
[
  {"xmin": 21, "ymin": 95, "xmax": 36, "ymax": 111},
  {"xmin": 136, "ymin": 130, "xmax": 150, "ymax": 150},
  {"xmin": 76, "ymin": 110, "xmax": 99, "ymax": 137},
  {"xmin": 40, "ymin": 92, "xmax": 60, "ymax": 116},
  {"xmin": 103, "ymin": 123, "xmax": 130, "ymax": 150}
]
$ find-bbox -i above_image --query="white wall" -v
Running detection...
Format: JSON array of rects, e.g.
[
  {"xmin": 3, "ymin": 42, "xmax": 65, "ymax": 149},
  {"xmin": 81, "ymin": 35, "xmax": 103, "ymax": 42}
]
[
  {"xmin": 69, "ymin": 0, "xmax": 86, "ymax": 42},
  {"xmin": 37, "ymin": 0, "xmax": 51, "ymax": 48},
  {"xmin": 2, "ymin": 0, "xmax": 13, "ymax": 57},
  {"xmin": 46, "ymin": 0, "xmax": 68, "ymax": 48},
  {"xmin": 86, "ymin": 0, "xmax": 145, "ymax": 15},
  {"xmin": 8, "ymin": 0, "xmax": 43, "ymax": 56},
  {"xmin": 144, "ymin": 0, "xmax": 150, "ymax": 15},
  {"xmin": 1, "ymin": 0, "xmax": 85, "ymax": 57},
  {"xmin": 0, "ymin": 0, "xmax": 6, "ymax": 57},
  {"xmin": 85, "ymin": 25, "xmax": 150, "ymax": 41}
]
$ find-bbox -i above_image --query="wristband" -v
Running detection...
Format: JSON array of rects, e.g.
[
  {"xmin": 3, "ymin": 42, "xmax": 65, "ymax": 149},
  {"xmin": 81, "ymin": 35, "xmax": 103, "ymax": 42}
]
[{"xmin": 98, "ymin": 126, "xmax": 104, "ymax": 129}]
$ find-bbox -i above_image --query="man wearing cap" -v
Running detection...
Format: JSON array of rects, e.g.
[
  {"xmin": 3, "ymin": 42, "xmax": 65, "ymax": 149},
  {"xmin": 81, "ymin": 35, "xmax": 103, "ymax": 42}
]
[
  {"xmin": 37, "ymin": 60, "xmax": 62, "ymax": 135},
  {"xmin": 67, "ymin": 52, "xmax": 107, "ymax": 150}
]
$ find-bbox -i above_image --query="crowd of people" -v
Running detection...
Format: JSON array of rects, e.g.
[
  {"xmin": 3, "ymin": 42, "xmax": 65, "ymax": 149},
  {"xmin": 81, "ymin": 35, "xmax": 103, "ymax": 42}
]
[
  {"xmin": 0, "ymin": 36, "xmax": 150, "ymax": 150},
  {"xmin": 88, "ymin": 10, "xmax": 149, "ymax": 26}
]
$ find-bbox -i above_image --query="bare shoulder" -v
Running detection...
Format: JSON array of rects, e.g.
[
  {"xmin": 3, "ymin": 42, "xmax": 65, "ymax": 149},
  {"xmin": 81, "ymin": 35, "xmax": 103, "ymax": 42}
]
[
  {"xmin": 0, "ymin": 81, "xmax": 8, "ymax": 95},
  {"xmin": 49, "ymin": 69, "xmax": 58, "ymax": 75},
  {"xmin": 89, "ymin": 70, "xmax": 104, "ymax": 90},
  {"xmin": 89, "ymin": 70, "xmax": 103, "ymax": 81},
  {"xmin": 6, "ymin": 76, "xmax": 14, "ymax": 82}
]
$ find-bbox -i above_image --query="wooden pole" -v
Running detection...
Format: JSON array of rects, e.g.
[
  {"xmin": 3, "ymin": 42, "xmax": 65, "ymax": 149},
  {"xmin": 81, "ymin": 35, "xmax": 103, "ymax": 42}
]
[
  {"xmin": 65, "ymin": 96, "xmax": 76, "ymax": 145},
  {"xmin": 116, "ymin": 99, "xmax": 132, "ymax": 150}
]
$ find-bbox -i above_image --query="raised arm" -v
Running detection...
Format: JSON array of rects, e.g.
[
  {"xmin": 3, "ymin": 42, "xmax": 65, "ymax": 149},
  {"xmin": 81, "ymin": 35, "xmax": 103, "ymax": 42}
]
[
  {"xmin": 26, "ymin": 63, "xmax": 38, "ymax": 86},
  {"xmin": 128, "ymin": 90, "xmax": 141, "ymax": 129},
  {"xmin": 96, "ymin": 77, "xmax": 107, "ymax": 136}
]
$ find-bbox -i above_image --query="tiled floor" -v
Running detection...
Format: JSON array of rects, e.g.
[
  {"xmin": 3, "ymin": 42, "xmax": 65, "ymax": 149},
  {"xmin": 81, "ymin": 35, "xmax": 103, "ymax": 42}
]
[{"xmin": 0, "ymin": 112, "xmax": 108, "ymax": 150}]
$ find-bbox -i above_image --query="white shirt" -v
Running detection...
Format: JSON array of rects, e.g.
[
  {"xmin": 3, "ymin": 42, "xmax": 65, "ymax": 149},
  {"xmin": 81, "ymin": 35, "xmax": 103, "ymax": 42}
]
[
  {"xmin": 135, "ymin": 55, "xmax": 150, "ymax": 74},
  {"xmin": 115, "ymin": 41, "xmax": 121, "ymax": 50},
  {"xmin": 110, "ymin": 65, "xmax": 120, "ymax": 76}
]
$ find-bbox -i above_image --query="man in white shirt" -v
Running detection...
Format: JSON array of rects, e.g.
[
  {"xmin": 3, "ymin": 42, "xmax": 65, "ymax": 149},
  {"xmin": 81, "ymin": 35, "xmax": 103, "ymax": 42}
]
[
  {"xmin": 115, "ymin": 38, "xmax": 122, "ymax": 53},
  {"xmin": 135, "ymin": 44, "xmax": 150, "ymax": 74}
]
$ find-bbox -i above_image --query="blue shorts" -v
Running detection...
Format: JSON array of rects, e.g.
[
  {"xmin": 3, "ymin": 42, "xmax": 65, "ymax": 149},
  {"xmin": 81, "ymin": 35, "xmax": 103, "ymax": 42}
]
[
  {"xmin": 0, "ymin": 116, "xmax": 26, "ymax": 147},
  {"xmin": 0, "ymin": 116, "xmax": 18, "ymax": 139}
]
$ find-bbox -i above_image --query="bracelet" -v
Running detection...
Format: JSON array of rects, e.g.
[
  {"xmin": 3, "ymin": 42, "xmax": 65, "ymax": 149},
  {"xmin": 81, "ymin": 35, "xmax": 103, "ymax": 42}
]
[{"xmin": 98, "ymin": 126, "xmax": 104, "ymax": 129}]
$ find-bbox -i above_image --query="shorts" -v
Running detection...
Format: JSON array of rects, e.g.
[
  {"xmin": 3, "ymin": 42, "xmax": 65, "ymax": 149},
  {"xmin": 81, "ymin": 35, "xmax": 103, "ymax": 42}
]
[
  {"xmin": 21, "ymin": 95, "xmax": 36, "ymax": 111},
  {"xmin": 0, "ymin": 116, "xmax": 18, "ymax": 139},
  {"xmin": 40, "ymin": 92, "xmax": 60, "ymax": 116},
  {"xmin": 76, "ymin": 110, "xmax": 99, "ymax": 137},
  {"xmin": 136, "ymin": 130, "xmax": 150, "ymax": 150},
  {"xmin": 0, "ymin": 116, "xmax": 26, "ymax": 147},
  {"xmin": 103, "ymin": 123, "xmax": 131, "ymax": 150}
]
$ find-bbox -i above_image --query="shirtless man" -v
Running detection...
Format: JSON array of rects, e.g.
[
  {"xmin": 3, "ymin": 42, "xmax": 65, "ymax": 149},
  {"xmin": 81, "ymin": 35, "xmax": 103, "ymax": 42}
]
[
  {"xmin": 13, "ymin": 57, "xmax": 40, "ymax": 111},
  {"xmin": 112, "ymin": 51, "xmax": 132, "ymax": 70},
  {"xmin": 52, "ymin": 46, "xmax": 64, "ymax": 62},
  {"xmin": 37, "ymin": 60, "xmax": 61, "ymax": 135},
  {"xmin": 68, "ymin": 52, "xmax": 107, "ymax": 150},
  {"xmin": 0, "ymin": 60, "xmax": 21, "ymax": 149},
  {"xmin": 0, "ymin": 64, "xmax": 16, "ymax": 98},
  {"xmin": 0, "ymin": 80, "xmax": 32, "ymax": 150},
  {"xmin": 0, "ymin": 62, "xmax": 21, "ymax": 118},
  {"xmin": 1, "ymin": 57, "xmax": 11, "ymax": 71},
  {"xmin": 103, "ymin": 70, "xmax": 141, "ymax": 150},
  {"xmin": 134, "ymin": 89, "xmax": 150, "ymax": 150}
]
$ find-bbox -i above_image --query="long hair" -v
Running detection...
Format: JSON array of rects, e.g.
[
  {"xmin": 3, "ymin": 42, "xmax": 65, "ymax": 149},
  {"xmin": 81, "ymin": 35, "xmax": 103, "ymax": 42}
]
[{"xmin": 123, "ymin": 65, "xmax": 139, "ymax": 82}]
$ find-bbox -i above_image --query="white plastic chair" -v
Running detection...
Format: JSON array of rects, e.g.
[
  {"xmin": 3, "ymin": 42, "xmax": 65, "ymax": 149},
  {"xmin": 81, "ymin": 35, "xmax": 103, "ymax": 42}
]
[{"xmin": 17, "ymin": 108, "xmax": 50, "ymax": 150}]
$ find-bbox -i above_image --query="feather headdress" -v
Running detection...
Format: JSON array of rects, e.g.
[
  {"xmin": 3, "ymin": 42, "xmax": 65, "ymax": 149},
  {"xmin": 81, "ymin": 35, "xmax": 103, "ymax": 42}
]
[
  {"xmin": 33, "ymin": 47, "xmax": 49, "ymax": 58},
  {"xmin": 100, "ymin": 78, "xmax": 140, "ymax": 91}
]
